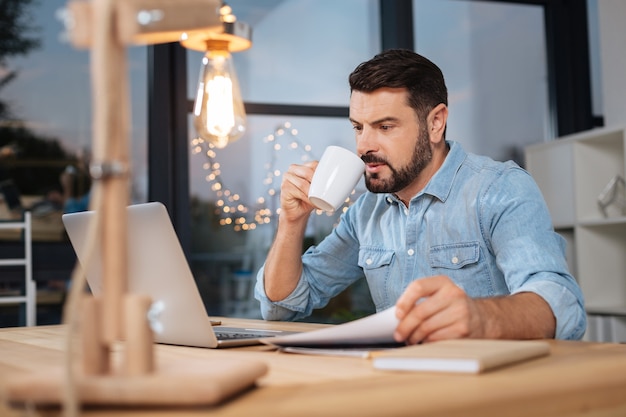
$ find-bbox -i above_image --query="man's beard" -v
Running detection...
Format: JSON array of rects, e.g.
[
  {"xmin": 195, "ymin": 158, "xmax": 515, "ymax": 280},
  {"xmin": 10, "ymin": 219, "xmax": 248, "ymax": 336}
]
[{"xmin": 362, "ymin": 125, "xmax": 432, "ymax": 194}]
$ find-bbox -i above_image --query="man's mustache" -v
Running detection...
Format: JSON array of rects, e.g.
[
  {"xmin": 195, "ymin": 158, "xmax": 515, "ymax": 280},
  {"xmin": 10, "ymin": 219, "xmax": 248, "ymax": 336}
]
[{"xmin": 361, "ymin": 154, "xmax": 388, "ymax": 165}]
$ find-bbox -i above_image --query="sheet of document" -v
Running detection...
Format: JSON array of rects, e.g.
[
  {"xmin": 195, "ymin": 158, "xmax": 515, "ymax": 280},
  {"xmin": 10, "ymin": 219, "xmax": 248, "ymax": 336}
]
[
  {"xmin": 263, "ymin": 306, "xmax": 401, "ymax": 348},
  {"xmin": 279, "ymin": 346, "xmax": 391, "ymax": 358}
]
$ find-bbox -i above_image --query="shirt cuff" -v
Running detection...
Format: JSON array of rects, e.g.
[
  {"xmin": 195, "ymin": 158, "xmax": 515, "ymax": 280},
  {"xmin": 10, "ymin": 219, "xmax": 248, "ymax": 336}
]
[{"xmin": 513, "ymin": 280, "xmax": 587, "ymax": 340}]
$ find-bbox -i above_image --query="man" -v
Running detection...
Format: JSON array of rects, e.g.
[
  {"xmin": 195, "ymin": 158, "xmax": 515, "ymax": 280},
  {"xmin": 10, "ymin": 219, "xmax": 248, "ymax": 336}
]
[{"xmin": 254, "ymin": 49, "xmax": 586, "ymax": 343}]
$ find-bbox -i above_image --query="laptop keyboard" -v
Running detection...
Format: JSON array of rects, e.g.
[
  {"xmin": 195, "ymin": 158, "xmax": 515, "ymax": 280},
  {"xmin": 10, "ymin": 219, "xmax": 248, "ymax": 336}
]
[{"xmin": 214, "ymin": 331, "xmax": 276, "ymax": 340}]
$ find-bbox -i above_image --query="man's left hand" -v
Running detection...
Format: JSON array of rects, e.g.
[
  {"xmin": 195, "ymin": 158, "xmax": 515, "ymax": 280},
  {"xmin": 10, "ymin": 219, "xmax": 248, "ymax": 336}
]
[{"xmin": 393, "ymin": 275, "xmax": 485, "ymax": 344}]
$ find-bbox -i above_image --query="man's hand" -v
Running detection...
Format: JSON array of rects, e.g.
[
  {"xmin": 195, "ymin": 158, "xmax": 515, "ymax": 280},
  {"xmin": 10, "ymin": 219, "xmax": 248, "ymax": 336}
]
[
  {"xmin": 393, "ymin": 275, "xmax": 556, "ymax": 344},
  {"xmin": 279, "ymin": 161, "xmax": 318, "ymax": 222},
  {"xmin": 394, "ymin": 275, "xmax": 484, "ymax": 344}
]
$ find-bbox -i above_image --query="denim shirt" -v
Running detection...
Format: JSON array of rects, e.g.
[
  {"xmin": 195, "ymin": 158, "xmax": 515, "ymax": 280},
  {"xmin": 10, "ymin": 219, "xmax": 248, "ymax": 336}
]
[{"xmin": 255, "ymin": 141, "xmax": 587, "ymax": 340}]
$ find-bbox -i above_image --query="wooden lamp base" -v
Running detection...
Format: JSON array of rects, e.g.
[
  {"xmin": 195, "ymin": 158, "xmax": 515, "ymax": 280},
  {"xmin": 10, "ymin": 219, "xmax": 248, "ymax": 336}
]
[
  {"xmin": 5, "ymin": 357, "xmax": 268, "ymax": 407},
  {"xmin": 3, "ymin": 295, "xmax": 268, "ymax": 409}
]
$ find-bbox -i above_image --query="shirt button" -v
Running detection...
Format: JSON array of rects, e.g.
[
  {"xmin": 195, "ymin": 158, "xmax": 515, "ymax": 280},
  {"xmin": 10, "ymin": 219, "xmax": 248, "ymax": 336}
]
[
  {"xmin": 404, "ymin": 208, "xmax": 409, "ymax": 215},
  {"xmin": 407, "ymin": 249, "xmax": 415, "ymax": 256},
  {"xmin": 451, "ymin": 256, "xmax": 459, "ymax": 264},
  {"xmin": 366, "ymin": 258, "xmax": 373, "ymax": 265}
]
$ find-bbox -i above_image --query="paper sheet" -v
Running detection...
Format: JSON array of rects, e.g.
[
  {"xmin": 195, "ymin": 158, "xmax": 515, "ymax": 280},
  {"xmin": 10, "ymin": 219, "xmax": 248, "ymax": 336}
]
[{"xmin": 263, "ymin": 306, "xmax": 401, "ymax": 348}]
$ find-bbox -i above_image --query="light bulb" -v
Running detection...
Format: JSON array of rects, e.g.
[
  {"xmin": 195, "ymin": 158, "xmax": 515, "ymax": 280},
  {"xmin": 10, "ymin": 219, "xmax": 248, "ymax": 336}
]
[{"xmin": 193, "ymin": 47, "xmax": 246, "ymax": 148}]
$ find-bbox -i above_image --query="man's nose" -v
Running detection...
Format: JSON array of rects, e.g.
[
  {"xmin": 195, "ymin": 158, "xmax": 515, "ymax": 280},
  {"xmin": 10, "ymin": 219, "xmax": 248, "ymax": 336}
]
[{"xmin": 356, "ymin": 128, "xmax": 377, "ymax": 157}]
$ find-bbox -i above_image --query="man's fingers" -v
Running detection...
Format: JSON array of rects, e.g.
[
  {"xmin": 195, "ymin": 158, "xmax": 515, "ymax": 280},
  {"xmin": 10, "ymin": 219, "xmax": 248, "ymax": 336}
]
[
  {"xmin": 394, "ymin": 276, "xmax": 473, "ymax": 344},
  {"xmin": 395, "ymin": 275, "xmax": 449, "ymax": 319},
  {"xmin": 283, "ymin": 163, "xmax": 315, "ymax": 188},
  {"xmin": 394, "ymin": 289, "xmax": 450, "ymax": 343},
  {"xmin": 280, "ymin": 162, "xmax": 319, "ymax": 215}
]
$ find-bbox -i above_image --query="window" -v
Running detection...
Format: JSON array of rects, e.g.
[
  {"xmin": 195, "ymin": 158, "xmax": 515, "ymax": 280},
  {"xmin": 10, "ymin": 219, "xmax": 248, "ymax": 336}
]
[
  {"xmin": 0, "ymin": 0, "xmax": 147, "ymax": 326},
  {"xmin": 586, "ymin": 0, "xmax": 603, "ymax": 121},
  {"xmin": 0, "ymin": 0, "xmax": 148, "ymax": 242},
  {"xmin": 186, "ymin": 0, "xmax": 380, "ymax": 317},
  {"xmin": 414, "ymin": 0, "xmax": 550, "ymax": 164}
]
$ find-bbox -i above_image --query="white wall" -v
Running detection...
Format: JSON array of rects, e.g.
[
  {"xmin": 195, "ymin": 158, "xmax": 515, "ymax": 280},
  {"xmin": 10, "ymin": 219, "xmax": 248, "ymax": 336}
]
[{"xmin": 598, "ymin": 0, "xmax": 626, "ymax": 126}]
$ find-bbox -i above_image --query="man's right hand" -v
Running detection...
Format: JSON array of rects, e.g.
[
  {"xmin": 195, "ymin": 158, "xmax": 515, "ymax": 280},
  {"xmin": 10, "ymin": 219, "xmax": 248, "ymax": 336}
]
[{"xmin": 279, "ymin": 161, "xmax": 319, "ymax": 222}]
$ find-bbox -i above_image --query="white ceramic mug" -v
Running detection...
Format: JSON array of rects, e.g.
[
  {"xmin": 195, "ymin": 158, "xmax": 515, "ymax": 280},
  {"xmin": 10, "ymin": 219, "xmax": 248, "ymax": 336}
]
[{"xmin": 308, "ymin": 146, "xmax": 365, "ymax": 212}]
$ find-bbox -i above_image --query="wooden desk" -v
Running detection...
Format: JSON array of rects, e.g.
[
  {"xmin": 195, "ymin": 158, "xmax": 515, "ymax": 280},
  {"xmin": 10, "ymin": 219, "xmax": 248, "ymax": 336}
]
[{"xmin": 1, "ymin": 318, "xmax": 626, "ymax": 417}]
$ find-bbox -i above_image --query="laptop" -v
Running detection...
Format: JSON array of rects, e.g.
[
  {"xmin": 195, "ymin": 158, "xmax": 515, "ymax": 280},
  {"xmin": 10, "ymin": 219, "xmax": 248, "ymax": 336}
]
[{"xmin": 62, "ymin": 201, "xmax": 296, "ymax": 348}]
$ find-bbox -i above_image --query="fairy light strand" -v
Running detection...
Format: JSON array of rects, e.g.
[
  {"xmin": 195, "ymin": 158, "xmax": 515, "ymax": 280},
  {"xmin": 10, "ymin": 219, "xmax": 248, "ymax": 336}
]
[{"xmin": 191, "ymin": 122, "xmax": 356, "ymax": 231}]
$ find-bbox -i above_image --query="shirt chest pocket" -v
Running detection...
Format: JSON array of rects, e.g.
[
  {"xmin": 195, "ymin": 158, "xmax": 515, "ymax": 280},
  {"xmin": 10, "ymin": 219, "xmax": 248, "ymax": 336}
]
[
  {"xmin": 358, "ymin": 248, "xmax": 395, "ymax": 309},
  {"xmin": 429, "ymin": 242, "xmax": 480, "ymax": 270},
  {"xmin": 428, "ymin": 242, "xmax": 492, "ymax": 296},
  {"xmin": 358, "ymin": 248, "xmax": 395, "ymax": 270}
]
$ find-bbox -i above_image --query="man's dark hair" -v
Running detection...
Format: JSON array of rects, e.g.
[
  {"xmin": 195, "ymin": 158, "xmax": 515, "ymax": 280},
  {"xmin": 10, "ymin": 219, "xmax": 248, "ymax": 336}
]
[{"xmin": 349, "ymin": 49, "xmax": 448, "ymax": 123}]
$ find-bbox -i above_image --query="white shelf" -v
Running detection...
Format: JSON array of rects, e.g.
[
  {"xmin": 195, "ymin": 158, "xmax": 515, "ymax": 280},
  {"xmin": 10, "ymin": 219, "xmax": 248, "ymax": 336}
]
[
  {"xmin": 577, "ymin": 216, "xmax": 626, "ymax": 227},
  {"xmin": 525, "ymin": 138, "xmax": 576, "ymax": 227},
  {"xmin": 586, "ymin": 305, "xmax": 626, "ymax": 316},
  {"xmin": 525, "ymin": 126, "xmax": 626, "ymax": 343}
]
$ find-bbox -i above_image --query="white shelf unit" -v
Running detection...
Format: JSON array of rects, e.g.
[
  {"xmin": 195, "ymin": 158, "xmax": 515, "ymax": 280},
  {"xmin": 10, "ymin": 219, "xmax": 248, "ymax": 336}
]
[
  {"xmin": 0, "ymin": 211, "xmax": 36, "ymax": 327},
  {"xmin": 525, "ymin": 126, "xmax": 626, "ymax": 342}
]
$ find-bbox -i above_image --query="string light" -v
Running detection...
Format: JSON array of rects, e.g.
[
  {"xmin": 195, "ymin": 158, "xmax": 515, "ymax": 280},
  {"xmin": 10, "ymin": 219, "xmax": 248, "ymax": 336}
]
[{"xmin": 192, "ymin": 122, "xmax": 358, "ymax": 231}]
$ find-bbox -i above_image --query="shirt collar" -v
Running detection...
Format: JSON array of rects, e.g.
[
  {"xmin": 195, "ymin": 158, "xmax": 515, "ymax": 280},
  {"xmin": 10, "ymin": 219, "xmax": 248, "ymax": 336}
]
[
  {"xmin": 383, "ymin": 140, "xmax": 466, "ymax": 205},
  {"xmin": 421, "ymin": 140, "xmax": 465, "ymax": 203}
]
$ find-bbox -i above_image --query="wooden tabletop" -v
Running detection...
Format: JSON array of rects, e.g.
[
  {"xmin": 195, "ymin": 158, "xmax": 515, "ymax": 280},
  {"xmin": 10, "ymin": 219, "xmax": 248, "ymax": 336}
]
[{"xmin": 1, "ymin": 318, "xmax": 626, "ymax": 416}]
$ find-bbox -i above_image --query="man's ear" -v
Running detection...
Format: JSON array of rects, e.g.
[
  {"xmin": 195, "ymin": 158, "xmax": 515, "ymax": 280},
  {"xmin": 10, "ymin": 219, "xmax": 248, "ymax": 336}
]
[{"xmin": 428, "ymin": 103, "xmax": 448, "ymax": 144}]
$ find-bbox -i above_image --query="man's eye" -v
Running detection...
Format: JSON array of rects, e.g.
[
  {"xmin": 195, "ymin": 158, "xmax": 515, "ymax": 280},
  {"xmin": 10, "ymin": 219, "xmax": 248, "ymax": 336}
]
[
  {"xmin": 352, "ymin": 125, "xmax": 363, "ymax": 132},
  {"xmin": 380, "ymin": 125, "xmax": 392, "ymax": 131}
]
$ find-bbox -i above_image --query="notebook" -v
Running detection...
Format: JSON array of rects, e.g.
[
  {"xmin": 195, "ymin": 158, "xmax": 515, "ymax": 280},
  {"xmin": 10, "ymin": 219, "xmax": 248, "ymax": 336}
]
[
  {"xmin": 372, "ymin": 339, "xmax": 551, "ymax": 373},
  {"xmin": 62, "ymin": 201, "xmax": 296, "ymax": 348}
]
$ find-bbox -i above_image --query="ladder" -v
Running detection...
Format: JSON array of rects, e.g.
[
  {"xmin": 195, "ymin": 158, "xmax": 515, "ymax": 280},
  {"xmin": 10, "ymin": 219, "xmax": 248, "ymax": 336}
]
[{"xmin": 0, "ymin": 211, "xmax": 36, "ymax": 326}]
